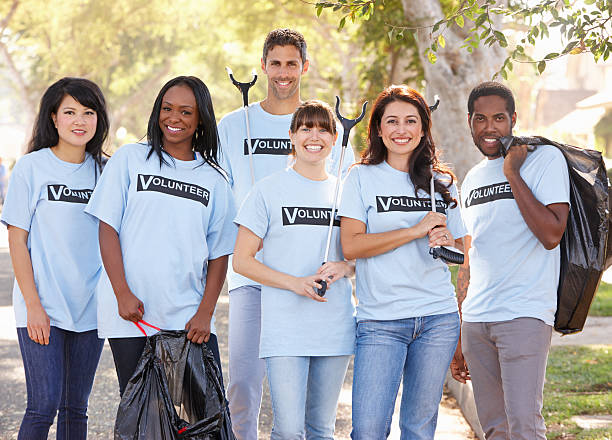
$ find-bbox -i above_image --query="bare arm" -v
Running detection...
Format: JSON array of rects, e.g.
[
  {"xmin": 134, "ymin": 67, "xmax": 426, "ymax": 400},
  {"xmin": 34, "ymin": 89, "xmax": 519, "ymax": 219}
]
[
  {"xmin": 340, "ymin": 212, "xmax": 447, "ymax": 260},
  {"xmin": 233, "ymin": 226, "xmax": 326, "ymax": 302},
  {"xmin": 99, "ymin": 221, "xmax": 143, "ymax": 322},
  {"xmin": 450, "ymin": 235, "xmax": 471, "ymax": 383},
  {"xmin": 8, "ymin": 226, "xmax": 50, "ymax": 345},
  {"xmin": 185, "ymin": 255, "xmax": 228, "ymax": 344},
  {"xmin": 504, "ymin": 146, "xmax": 569, "ymax": 250}
]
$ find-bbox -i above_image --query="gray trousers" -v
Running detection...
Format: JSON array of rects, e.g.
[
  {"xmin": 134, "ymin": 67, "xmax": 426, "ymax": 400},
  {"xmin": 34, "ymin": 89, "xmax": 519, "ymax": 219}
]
[
  {"xmin": 462, "ymin": 318, "xmax": 552, "ymax": 440},
  {"xmin": 228, "ymin": 285, "xmax": 266, "ymax": 440}
]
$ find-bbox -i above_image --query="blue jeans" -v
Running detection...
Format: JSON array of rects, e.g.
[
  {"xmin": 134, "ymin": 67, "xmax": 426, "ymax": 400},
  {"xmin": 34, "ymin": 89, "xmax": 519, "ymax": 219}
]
[
  {"xmin": 266, "ymin": 355, "xmax": 351, "ymax": 440},
  {"xmin": 17, "ymin": 326, "xmax": 104, "ymax": 440},
  {"xmin": 351, "ymin": 312, "xmax": 460, "ymax": 440}
]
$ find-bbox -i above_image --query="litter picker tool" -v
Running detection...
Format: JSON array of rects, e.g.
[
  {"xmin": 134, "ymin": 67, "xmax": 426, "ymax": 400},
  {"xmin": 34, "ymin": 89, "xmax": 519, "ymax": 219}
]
[
  {"xmin": 316, "ymin": 96, "xmax": 368, "ymax": 297},
  {"xmin": 226, "ymin": 66, "xmax": 258, "ymax": 185},
  {"xmin": 428, "ymin": 173, "xmax": 465, "ymax": 265}
]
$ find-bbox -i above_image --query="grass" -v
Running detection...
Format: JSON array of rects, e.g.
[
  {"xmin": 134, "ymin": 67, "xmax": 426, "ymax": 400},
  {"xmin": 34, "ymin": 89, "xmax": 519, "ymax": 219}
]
[
  {"xmin": 544, "ymin": 346, "xmax": 612, "ymax": 439},
  {"xmin": 591, "ymin": 282, "xmax": 612, "ymax": 317}
]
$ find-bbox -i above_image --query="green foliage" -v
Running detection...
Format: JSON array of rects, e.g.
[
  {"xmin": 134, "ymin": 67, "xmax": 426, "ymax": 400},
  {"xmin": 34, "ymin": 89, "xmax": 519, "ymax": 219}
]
[
  {"xmin": 591, "ymin": 281, "xmax": 612, "ymax": 317},
  {"xmin": 544, "ymin": 346, "xmax": 612, "ymax": 439},
  {"xmin": 314, "ymin": 0, "xmax": 612, "ymax": 77}
]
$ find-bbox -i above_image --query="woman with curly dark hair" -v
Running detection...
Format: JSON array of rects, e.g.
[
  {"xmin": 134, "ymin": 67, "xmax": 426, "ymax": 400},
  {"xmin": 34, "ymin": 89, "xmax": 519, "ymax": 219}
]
[{"xmin": 338, "ymin": 85, "xmax": 466, "ymax": 439}]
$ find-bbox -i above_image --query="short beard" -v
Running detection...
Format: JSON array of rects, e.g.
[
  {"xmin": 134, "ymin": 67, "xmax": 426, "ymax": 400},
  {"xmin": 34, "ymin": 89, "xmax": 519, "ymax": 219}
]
[{"xmin": 474, "ymin": 141, "xmax": 502, "ymax": 158}]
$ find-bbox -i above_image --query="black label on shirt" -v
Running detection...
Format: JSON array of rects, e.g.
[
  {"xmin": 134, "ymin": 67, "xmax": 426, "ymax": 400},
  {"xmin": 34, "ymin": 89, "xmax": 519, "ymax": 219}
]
[
  {"xmin": 47, "ymin": 185, "xmax": 93, "ymax": 204},
  {"xmin": 244, "ymin": 138, "xmax": 292, "ymax": 156},
  {"xmin": 137, "ymin": 174, "xmax": 209, "ymax": 206},
  {"xmin": 464, "ymin": 182, "xmax": 514, "ymax": 207},
  {"xmin": 281, "ymin": 207, "xmax": 340, "ymax": 226},
  {"xmin": 376, "ymin": 196, "xmax": 447, "ymax": 213}
]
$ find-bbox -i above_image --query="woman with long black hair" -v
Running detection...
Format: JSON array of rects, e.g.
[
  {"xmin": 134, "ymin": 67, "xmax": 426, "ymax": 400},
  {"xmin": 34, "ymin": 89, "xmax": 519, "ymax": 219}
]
[
  {"xmin": 85, "ymin": 76, "xmax": 236, "ymax": 395},
  {"xmin": 3, "ymin": 77, "xmax": 109, "ymax": 439},
  {"xmin": 338, "ymin": 85, "xmax": 466, "ymax": 439}
]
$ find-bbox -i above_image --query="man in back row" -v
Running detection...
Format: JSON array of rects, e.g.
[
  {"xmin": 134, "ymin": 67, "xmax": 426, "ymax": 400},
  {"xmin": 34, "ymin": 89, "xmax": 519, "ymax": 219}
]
[
  {"xmin": 453, "ymin": 81, "xmax": 570, "ymax": 439},
  {"xmin": 217, "ymin": 28, "xmax": 353, "ymax": 440}
]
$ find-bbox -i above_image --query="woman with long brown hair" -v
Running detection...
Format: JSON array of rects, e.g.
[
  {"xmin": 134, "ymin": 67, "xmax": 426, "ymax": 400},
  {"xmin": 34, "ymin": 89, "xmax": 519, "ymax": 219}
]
[{"xmin": 338, "ymin": 85, "xmax": 466, "ymax": 439}]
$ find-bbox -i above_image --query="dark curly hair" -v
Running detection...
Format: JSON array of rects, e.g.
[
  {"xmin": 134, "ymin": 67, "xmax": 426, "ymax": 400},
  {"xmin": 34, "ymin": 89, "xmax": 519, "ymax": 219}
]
[{"xmin": 361, "ymin": 85, "xmax": 457, "ymax": 207}]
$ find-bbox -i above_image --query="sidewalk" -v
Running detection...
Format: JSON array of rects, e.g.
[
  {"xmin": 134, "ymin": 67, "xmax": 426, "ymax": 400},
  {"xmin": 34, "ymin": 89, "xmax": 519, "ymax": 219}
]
[{"xmin": 0, "ymin": 224, "xmax": 475, "ymax": 438}]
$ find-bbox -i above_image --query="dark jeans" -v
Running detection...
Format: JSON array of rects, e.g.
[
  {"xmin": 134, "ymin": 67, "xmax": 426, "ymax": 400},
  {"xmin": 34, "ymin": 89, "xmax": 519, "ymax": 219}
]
[
  {"xmin": 109, "ymin": 333, "xmax": 222, "ymax": 396},
  {"xmin": 17, "ymin": 326, "xmax": 104, "ymax": 440}
]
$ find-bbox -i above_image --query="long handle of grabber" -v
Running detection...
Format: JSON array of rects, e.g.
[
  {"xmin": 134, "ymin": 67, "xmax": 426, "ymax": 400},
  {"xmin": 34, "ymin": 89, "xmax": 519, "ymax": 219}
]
[
  {"xmin": 430, "ymin": 174, "xmax": 436, "ymax": 212},
  {"xmin": 322, "ymin": 145, "xmax": 348, "ymax": 262},
  {"xmin": 244, "ymin": 105, "xmax": 255, "ymax": 185}
]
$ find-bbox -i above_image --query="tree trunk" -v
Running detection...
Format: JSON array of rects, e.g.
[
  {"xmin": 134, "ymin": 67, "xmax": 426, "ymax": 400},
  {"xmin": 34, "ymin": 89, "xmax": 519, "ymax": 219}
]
[{"xmin": 401, "ymin": 0, "xmax": 507, "ymax": 181}]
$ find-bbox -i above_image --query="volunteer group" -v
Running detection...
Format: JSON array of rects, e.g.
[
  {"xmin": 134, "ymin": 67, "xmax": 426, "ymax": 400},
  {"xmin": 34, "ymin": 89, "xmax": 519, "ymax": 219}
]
[{"xmin": 3, "ymin": 28, "xmax": 569, "ymax": 440}]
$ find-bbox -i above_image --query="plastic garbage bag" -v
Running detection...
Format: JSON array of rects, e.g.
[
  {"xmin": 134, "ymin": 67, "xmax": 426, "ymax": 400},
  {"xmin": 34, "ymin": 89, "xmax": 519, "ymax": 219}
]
[
  {"xmin": 500, "ymin": 136, "xmax": 610, "ymax": 335},
  {"xmin": 115, "ymin": 330, "xmax": 235, "ymax": 440}
]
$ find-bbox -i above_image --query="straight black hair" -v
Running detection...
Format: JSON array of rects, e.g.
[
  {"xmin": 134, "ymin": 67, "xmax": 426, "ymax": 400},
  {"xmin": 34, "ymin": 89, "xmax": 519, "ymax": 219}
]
[
  {"xmin": 146, "ymin": 76, "xmax": 223, "ymax": 175},
  {"xmin": 28, "ymin": 77, "xmax": 109, "ymax": 174}
]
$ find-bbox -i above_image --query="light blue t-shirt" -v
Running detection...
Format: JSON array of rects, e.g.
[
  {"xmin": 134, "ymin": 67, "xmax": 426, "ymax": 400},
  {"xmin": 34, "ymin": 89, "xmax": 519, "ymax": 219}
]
[
  {"xmin": 85, "ymin": 143, "xmax": 237, "ymax": 338},
  {"xmin": 218, "ymin": 102, "xmax": 355, "ymax": 291},
  {"xmin": 234, "ymin": 167, "xmax": 356, "ymax": 358},
  {"xmin": 460, "ymin": 145, "xmax": 570, "ymax": 325},
  {"xmin": 1, "ymin": 148, "xmax": 101, "ymax": 331},
  {"xmin": 338, "ymin": 161, "xmax": 466, "ymax": 321}
]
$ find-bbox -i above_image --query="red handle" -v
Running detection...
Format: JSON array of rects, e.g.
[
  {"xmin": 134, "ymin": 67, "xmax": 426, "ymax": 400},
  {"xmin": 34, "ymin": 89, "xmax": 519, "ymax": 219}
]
[{"xmin": 133, "ymin": 320, "xmax": 161, "ymax": 336}]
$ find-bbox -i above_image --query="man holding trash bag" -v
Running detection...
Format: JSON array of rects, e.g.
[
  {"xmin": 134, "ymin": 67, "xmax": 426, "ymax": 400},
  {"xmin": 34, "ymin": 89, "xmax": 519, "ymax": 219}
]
[
  {"xmin": 453, "ymin": 81, "xmax": 570, "ymax": 440},
  {"xmin": 217, "ymin": 28, "xmax": 353, "ymax": 440}
]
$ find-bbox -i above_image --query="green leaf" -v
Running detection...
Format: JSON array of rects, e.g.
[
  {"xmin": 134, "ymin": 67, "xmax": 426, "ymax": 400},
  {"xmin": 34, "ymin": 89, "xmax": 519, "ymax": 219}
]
[
  {"xmin": 501, "ymin": 68, "xmax": 508, "ymax": 80},
  {"xmin": 494, "ymin": 30, "xmax": 507, "ymax": 47},
  {"xmin": 584, "ymin": 0, "xmax": 596, "ymax": 4},
  {"xmin": 562, "ymin": 40, "xmax": 578, "ymax": 53},
  {"xmin": 537, "ymin": 60, "xmax": 546, "ymax": 74},
  {"xmin": 432, "ymin": 20, "xmax": 442, "ymax": 33},
  {"xmin": 339, "ymin": 16, "xmax": 346, "ymax": 29},
  {"xmin": 455, "ymin": 15, "xmax": 465, "ymax": 28},
  {"xmin": 438, "ymin": 34, "xmax": 446, "ymax": 48},
  {"xmin": 474, "ymin": 13, "xmax": 487, "ymax": 27},
  {"xmin": 388, "ymin": 30, "xmax": 394, "ymax": 42},
  {"xmin": 333, "ymin": 4, "xmax": 342, "ymax": 11},
  {"xmin": 316, "ymin": 4, "xmax": 324, "ymax": 17},
  {"xmin": 544, "ymin": 52, "xmax": 559, "ymax": 60}
]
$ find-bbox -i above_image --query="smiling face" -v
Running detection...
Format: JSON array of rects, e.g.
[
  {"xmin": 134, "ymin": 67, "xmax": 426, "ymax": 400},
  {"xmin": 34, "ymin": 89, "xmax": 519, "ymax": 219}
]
[
  {"xmin": 290, "ymin": 124, "xmax": 336, "ymax": 166},
  {"xmin": 51, "ymin": 94, "xmax": 97, "ymax": 149},
  {"xmin": 378, "ymin": 100, "xmax": 424, "ymax": 164},
  {"xmin": 469, "ymin": 95, "xmax": 516, "ymax": 159},
  {"xmin": 158, "ymin": 84, "xmax": 199, "ymax": 152},
  {"xmin": 261, "ymin": 45, "xmax": 308, "ymax": 102}
]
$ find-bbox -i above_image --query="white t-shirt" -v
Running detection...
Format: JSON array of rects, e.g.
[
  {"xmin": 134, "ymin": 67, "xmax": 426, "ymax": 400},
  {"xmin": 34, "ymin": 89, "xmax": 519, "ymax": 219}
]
[
  {"xmin": 234, "ymin": 168, "xmax": 355, "ymax": 358},
  {"xmin": 2, "ymin": 149, "xmax": 101, "ymax": 331},
  {"xmin": 460, "ymin": 145, "xmax": 570, "ymax": 325},
  {"xmin": 85, "ymin": 143, "xmax": 237, "ymax": 338},
  {"xmin": 218, "ymin": 102, "xmax": 355, "ymax": 291},
  {"xmin": 338, "ymin": 161, "xmax": 466, "ymax": 321}
]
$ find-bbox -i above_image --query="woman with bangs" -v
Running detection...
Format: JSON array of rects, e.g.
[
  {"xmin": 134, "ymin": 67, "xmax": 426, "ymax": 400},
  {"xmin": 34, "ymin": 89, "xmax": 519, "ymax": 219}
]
[
  {"xmin": 2, "ymin": 77, "xmax": 109, "ymax": 439},
  {"xmin": 338, "ymin": 85, "xmax": 466, "ymax": 439},
  {"xmin": 233, "ymin": 100, "xmax": 355, "ymax": 439}
]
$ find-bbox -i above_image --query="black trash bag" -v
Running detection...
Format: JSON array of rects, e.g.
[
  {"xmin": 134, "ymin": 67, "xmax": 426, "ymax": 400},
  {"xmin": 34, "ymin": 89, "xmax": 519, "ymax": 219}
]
[
  {"xmin": 500, "ymin": 136, "xmax": 610, "ymax": 335},
  {"xmin": 115, "ymin": 330, "xmax": 235, "ymax": 440}
]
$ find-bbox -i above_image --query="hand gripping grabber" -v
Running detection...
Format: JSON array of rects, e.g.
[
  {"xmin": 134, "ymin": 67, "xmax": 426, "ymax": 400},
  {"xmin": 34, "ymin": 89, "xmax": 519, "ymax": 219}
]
[
  {"xmin": 226, "ymin": 67, "xmax": 258, "ymax": 185},
  {"xmin": 316, "ymin": 96, "xmax": 368, "ymax": 297},
  {"xmin": 428, "ymin": 172, "xmax": 465, "ymax": 265}
]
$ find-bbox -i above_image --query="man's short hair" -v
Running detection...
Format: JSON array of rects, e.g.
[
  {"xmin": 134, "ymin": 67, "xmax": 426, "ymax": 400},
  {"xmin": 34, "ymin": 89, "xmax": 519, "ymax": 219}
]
[
  {"xmin": 262, "ymin": 28, "xmax": 307, "ymax": 64},
  {"xmin": 467, "ymin": 81, "xmax": 516, "ymax": 116}
]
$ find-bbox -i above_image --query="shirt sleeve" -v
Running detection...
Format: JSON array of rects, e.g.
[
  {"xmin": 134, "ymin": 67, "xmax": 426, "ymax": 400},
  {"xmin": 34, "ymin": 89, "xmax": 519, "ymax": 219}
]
[
  {"xmin": 1, "ymin": 162, "xmax": 34, "ymax": 231},
  {"xmin": 446, "ymin": 183, "xmax": 467, "ymax": 240},
  {"xmin": 337, "ymin": 166, "xmax": 367, "ymax": 224},
  {"xmin": 329, "ymin": 123, "xmax": 356, "ymax": 179},
  {"xmin": 217, "ymin": 118, "xmax": 234, "ymax": 188},
  {"xmin": 206, "ymin": 178, "xmax": 238, "ymax": 260},
  {"xmin": 84, "ymin": 146, "xmax": 131, "ymax": 233},
  {"xmin": 531, "ymin": 146, "xmax": 570, "ymax": 206},
  {"xmin": 234, "ymin": 185, "xmax": 270, "ymax": 239}
]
